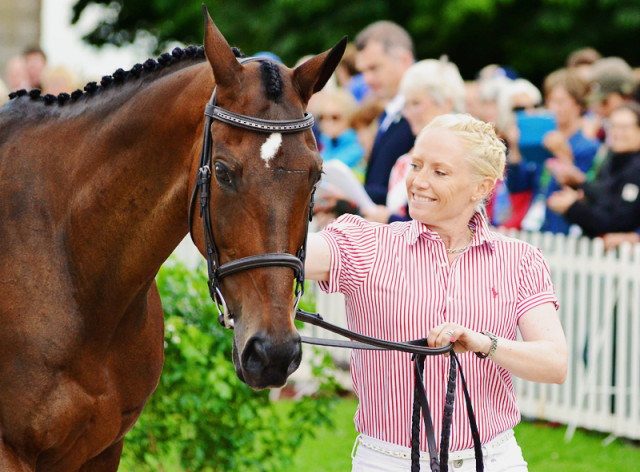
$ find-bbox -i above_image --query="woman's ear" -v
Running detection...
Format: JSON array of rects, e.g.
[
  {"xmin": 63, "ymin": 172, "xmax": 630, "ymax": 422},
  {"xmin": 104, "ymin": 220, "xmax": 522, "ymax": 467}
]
[{"xmin": 473, "ymin": 177, "xmax": 496, "ymax": 202}]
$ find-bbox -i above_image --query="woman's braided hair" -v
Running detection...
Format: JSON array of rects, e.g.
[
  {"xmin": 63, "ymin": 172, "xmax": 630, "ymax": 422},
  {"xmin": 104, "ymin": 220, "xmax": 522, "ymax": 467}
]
[{"xmin": 422, "ymin": 113, "xmax": 506, "ymax": 182}]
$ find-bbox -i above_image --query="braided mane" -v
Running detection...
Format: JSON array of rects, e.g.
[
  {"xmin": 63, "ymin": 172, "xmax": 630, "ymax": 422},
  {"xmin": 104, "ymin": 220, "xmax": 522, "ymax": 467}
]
[
  {"xmin": 7, "ymin": 46, "xmax": 245, "ymax": 106},
  {"xmin": 260, "ymin": 61, "xmax": 284, "ymax": 102}
]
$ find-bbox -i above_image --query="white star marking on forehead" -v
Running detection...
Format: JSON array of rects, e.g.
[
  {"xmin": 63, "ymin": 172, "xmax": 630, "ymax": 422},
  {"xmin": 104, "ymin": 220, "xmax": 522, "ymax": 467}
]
[{"xmin": 260, "ymin": 133, "xmax": 282, "ymax": 168}]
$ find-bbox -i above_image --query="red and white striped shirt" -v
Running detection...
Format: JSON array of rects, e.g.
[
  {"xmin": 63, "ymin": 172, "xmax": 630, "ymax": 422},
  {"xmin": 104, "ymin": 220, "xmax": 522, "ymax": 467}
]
[{"xmin": 318, "ymin": 212, "xmax": 558, "ymax": 452}]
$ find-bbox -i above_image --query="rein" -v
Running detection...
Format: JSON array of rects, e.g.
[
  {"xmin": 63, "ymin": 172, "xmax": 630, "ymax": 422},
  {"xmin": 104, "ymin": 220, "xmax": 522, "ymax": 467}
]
[
  {"xmin": 189, "ymin": 57, "xmax": 483, "ymax": 471},
  {"xmin": 296, "ymin": 309, "xmax": 484, "ymax": 472}
]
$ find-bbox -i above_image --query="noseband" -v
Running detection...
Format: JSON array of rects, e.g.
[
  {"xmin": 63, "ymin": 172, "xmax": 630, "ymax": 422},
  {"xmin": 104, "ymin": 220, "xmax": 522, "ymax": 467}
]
[{"xmin": 188, "ymin": 58, "xmax": 315, "ymax": 329}]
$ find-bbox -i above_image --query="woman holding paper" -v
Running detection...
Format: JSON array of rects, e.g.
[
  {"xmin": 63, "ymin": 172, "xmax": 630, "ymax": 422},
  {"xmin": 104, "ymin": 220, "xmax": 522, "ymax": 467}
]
[{"xmin": 305, "ymin": 113, "xmax": 568, "ymax": 471}]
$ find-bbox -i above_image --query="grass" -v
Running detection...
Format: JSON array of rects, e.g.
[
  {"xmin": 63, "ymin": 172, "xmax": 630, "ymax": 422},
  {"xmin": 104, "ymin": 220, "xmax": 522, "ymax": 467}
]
[{"xmin": 288, "ymin": 396, "xmax": 640, "ymax": 471}]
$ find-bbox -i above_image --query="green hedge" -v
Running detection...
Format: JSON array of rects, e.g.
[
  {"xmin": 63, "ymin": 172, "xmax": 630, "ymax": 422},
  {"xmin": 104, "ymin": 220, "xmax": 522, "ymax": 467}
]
[{"xmin": 119, "ymin": 257, "xmax": 339, "ymax": 471}]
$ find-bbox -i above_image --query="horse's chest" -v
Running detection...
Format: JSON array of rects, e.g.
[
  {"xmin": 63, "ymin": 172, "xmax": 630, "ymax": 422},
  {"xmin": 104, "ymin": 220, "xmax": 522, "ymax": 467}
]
[
  {"xmin": 0, "ymin": 301, "xmax": 165, "ymax": 469},
  {"xmin": 1, "ymin": 344, "xmax": 162, "ymax": 471}
]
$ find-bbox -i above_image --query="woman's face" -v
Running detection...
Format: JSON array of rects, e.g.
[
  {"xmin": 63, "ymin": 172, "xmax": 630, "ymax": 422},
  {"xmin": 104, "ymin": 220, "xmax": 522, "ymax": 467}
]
[
  {"xmin": 609, "ymin": 108, "xmax": 640, "ymax": 153},
  {"xmin": 546, "ymin": 85, "xmax": 581, "ymax": 128},
  {"xmin": 406, "ymin": 127, "xmax": 489, "ymax": 229},
  {"xmin": 402, "ymin": 90, "xmax": 447, "ymax": 136},
  {"xmin": 318, "ymin": 100, "xmax": 350, "ymax": 139}
]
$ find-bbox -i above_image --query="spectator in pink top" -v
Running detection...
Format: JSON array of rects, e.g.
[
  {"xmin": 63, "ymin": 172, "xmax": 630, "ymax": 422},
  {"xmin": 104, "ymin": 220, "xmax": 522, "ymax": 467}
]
[{"xmin": 305, "ymin": 113, "xmax": 568, "ymax": 471}]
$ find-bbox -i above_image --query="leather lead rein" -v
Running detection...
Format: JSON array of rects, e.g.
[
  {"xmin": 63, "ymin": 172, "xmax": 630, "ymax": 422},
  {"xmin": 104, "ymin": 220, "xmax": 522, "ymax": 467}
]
[{"xmin": 296, "ymin": 309, "xmax": 484, "ymax": 472}]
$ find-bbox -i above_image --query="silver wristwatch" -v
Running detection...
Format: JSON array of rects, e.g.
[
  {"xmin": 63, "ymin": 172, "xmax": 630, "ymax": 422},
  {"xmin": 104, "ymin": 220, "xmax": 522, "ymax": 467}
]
[{"xmin": 475, "ymin": 331, "xmax": 498, "ymax": 359}]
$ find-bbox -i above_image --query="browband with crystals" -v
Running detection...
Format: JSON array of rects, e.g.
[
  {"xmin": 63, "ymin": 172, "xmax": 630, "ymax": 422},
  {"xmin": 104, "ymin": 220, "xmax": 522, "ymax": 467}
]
[
  {"xmin": 203, "ymin": 56, "xmax": 315, "ymax": 133},
  {"xmin": 205, "ymin": 102, "xmax": 314, "ymax": 133}
]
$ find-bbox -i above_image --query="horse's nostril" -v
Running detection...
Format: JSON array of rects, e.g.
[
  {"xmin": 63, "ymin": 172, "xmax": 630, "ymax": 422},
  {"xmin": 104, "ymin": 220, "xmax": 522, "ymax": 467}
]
[
  {"xmin": 287, "ymin": 343, "xmax": 302, "ymax": 376},
  {"xmin": 244, "ymin": 337, "xmax": 269, "ymax": 373},
  {"xmin": 241, "ymin": 333, "xmax": 302, "ymax": 387}
]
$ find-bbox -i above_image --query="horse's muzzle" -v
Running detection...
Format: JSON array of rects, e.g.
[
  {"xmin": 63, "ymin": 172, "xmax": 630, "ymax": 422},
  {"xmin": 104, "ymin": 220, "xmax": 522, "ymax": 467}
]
[{"xmin": 235, "ymin": 331, "xmax": 302, "ymax": 390}]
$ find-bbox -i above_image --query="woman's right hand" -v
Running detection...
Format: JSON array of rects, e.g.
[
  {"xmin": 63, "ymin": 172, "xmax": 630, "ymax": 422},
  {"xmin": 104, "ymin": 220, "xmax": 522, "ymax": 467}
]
[
  {"xmin": 427, "ymin": 323, "xmax": 490, "ymax": 356},
  {"xmin": 543, "ymin": 131, "xmax": 573, "ymax": 163}
]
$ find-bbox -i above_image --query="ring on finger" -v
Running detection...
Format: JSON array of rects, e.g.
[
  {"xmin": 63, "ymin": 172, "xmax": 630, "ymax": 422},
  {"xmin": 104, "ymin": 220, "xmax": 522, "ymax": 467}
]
[{"xmin": 445, "ymin": 329, "xmax": 454, "ymax": 337}]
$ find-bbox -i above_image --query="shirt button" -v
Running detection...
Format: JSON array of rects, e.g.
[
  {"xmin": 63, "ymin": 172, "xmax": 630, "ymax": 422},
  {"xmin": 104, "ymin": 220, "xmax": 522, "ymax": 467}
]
[{"xmin": 453, "ymin": 459, "xmax": 464, "ymax": 468}]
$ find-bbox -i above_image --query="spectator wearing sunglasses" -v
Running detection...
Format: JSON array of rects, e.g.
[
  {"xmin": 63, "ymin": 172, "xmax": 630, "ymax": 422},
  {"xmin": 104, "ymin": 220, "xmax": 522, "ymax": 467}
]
[{"xmin": 317, "ymin": 88, "xmax": 365, "ymax": 169}]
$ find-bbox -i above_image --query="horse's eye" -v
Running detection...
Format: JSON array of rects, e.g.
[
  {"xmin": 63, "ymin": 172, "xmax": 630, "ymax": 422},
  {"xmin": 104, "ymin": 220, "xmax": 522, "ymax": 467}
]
[{"xmin": 214, "ymin": 162, "xmax": 232, "ymax": 185}]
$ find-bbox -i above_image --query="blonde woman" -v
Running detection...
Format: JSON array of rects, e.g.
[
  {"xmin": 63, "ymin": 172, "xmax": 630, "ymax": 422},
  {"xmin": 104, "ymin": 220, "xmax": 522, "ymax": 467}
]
[{"xmin": 306, "ymin": 113, "xmax": 568, "ymax": 471}]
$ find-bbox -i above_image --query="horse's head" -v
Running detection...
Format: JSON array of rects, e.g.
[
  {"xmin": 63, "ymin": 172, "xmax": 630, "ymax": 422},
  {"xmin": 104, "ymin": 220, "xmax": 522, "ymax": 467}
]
[{"xmin": 190, "ymin": 7, "xmax": 345, "ymax": 389}]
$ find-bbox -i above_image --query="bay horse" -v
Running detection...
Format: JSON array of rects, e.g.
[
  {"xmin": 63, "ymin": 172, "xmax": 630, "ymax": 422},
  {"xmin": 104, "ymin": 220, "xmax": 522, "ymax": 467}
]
[{"xmin": 0, "ymin": 6, "xmax": 346, "ymax": 471}]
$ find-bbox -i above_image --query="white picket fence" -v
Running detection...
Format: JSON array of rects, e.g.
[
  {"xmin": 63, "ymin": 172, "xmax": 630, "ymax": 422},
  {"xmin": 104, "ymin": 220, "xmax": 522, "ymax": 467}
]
[{"xmin": 304, "ymin": 231, "xmax": 640, "ymax": 441}]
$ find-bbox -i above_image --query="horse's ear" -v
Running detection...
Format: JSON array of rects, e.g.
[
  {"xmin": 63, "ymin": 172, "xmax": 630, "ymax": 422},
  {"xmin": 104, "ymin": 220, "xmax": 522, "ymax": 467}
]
[
  {"xmin": 202, "ymin": 4, "xmax": 242, "ymax": 89},
  {"xmin": 293, "ymin": 36, "xmax": 348, "ymax": 104}
]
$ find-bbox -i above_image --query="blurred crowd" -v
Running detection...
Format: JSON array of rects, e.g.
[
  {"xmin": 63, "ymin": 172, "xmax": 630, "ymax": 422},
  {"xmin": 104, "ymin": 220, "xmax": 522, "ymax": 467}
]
[
  {"xmin": 3, "ymin": 28, "xmax": 640, "ymax": 251},
  {"xmin": 0, "ymin": 46, "xmax": 81, "ymax": 107},
  {"xmin": 300, "ymin": 23, "xmax": 640, "ymax": 251}
]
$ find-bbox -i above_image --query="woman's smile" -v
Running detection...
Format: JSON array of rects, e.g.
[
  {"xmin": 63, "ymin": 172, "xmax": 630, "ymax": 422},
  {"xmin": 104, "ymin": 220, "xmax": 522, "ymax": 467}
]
[{"xmin": 411, "ymin": 193, "xmax": 437, "ymax": 203}]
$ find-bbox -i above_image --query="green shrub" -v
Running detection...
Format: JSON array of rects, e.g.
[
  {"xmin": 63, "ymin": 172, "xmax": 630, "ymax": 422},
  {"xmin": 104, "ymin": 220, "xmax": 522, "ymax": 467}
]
[{"xmin": 120, "ymin": 257, "xmax": 339, "ymax": 471}]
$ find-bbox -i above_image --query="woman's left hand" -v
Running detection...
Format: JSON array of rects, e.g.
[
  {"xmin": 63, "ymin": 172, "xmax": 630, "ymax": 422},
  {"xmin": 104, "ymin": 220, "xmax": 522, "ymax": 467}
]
[
  {"xmin": 429, "ymin": 304, "xmax": 568, "ymax": 384},
  {"xmin": 427, "ymin": 323, "xmax": 489, "ymax": 355}
]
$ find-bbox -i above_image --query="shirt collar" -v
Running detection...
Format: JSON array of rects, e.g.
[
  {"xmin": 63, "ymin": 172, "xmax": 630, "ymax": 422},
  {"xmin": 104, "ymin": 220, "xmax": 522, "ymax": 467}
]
[
  {"xmin": 380, "ymin": 94, "xmax": 406, "ymax": 132},
  {"xmin": 406, "ymin": 212, "xmax": 496, "ymax": 252},
  {"xmin": 385, "ymin": 94, "xmax": 405, "ymax": 117}
]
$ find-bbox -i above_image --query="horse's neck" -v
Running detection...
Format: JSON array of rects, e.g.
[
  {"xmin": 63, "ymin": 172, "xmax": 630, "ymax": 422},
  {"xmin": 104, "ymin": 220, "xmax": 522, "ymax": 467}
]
[{"xmin": 65, "ymin": 64, "xmax": 211, "ymax": 310}]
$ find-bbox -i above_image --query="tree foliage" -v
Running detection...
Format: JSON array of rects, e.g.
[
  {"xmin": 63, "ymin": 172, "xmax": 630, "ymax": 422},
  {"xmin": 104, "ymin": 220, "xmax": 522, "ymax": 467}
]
[{"xmin": 72, "ymin": 0, "xmax": 640, "ymax": 87}]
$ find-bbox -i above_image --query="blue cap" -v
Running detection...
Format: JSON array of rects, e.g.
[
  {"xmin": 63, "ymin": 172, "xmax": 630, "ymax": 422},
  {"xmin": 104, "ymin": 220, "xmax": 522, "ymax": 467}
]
[{"xmin": 254, "ymin": 51, "xmax": 282, "ymax": 63}]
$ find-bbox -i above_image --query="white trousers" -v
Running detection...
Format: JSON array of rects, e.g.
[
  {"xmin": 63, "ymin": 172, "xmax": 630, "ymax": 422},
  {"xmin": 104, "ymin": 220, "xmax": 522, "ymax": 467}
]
[{"xmin": 351, "ymin": 430, "xmax": 527, "ymax": 472}]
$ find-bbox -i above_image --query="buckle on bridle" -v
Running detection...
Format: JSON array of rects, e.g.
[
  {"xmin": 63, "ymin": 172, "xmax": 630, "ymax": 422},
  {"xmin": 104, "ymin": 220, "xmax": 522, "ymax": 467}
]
[
  {"xmin": 213, "ymin": 284, "xmax": 234, "ymax": 328},
  {"xmin": 197, "ymin": 166, "xmax": 211, "ymax": 215}
]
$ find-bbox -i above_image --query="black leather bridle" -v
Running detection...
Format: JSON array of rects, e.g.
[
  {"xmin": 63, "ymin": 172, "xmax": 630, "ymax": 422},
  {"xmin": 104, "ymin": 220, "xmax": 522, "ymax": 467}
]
[
  {"xmin": 188, "ymin": 57, "xmax": 315, "ymax": 329},
  {"xmin": 189, "ymin": 57, "xmax": 483, "ymax": 472}
]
